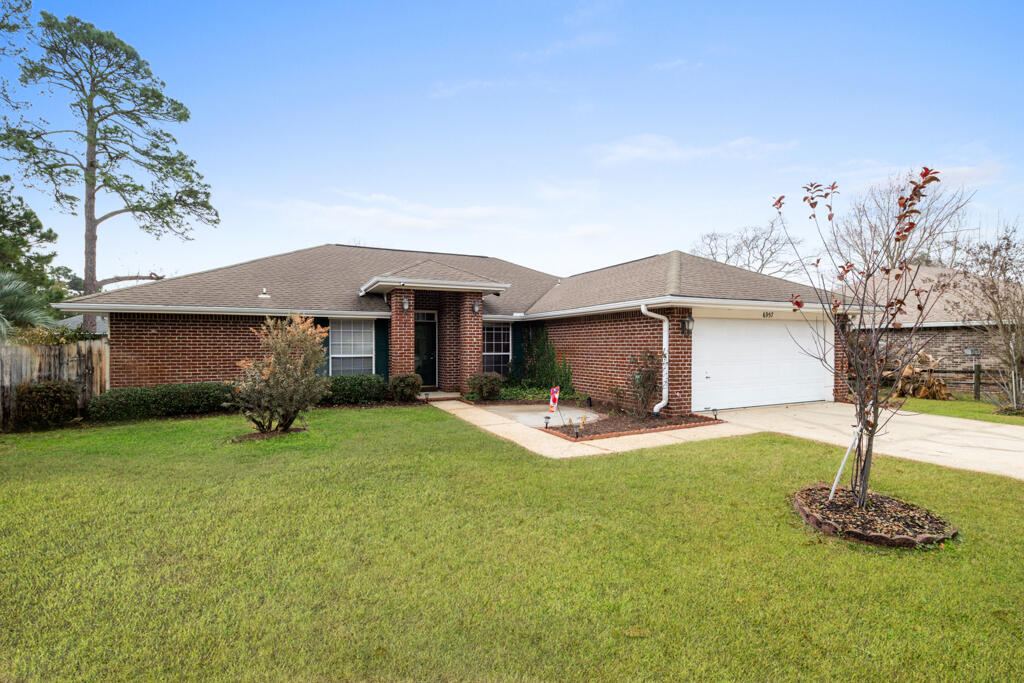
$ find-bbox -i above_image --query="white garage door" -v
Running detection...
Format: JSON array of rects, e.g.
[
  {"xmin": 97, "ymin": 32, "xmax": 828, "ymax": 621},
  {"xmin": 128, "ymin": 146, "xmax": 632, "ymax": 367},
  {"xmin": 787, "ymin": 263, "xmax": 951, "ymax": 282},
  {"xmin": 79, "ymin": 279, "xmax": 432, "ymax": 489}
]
[{"xmin": 691, "ymin": 317, "xmax": 828, "ymax": 411}]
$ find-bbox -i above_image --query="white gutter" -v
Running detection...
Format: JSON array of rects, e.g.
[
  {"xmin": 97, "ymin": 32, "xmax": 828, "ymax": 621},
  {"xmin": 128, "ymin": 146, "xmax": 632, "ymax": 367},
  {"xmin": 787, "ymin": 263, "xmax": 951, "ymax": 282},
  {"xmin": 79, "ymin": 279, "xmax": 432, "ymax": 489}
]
[
  {"xmin": 640, "ymin": 304, "xmax": 670, "ymax": 416},
  {"xmin": 52, "ymin": 302, "xmax": 392, "ymax": 318},
  {"xmin": 517, "ymin": 295, "xmax": 830, "ymax": 321}
]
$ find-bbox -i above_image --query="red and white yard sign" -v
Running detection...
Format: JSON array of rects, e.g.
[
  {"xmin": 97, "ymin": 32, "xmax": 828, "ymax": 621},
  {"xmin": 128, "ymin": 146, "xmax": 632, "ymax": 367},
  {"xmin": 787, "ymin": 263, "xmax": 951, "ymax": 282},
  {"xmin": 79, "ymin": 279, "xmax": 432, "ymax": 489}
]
[{"xmin": 549, "ymin": 386, "xmax": 560, "ymax": 412}]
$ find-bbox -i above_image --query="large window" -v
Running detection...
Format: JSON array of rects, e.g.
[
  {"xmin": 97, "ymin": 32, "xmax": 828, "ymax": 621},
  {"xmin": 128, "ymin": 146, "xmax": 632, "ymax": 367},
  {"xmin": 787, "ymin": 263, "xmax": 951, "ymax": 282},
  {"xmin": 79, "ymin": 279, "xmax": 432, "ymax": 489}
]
[
  {"xmin": 330, "ymin": 319, "xmax": 375, "ymax": 375},
  {"xmin": 482, "ymin": 323, "xmax": 511, "ymax": 375}
]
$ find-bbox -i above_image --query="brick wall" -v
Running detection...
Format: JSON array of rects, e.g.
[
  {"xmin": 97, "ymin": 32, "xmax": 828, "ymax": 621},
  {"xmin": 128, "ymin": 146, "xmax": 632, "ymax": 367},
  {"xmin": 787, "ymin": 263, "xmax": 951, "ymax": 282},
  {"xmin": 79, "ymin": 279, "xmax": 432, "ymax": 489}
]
[
  {"xmin": 886, "ymin": 325, "xmax": 993, "ymax": 390},
  {"xmin": 457, "ymin": 292, "xmax": 484, "ymax": 393},
  {"xmin": 389, "ymin": 288, "xmax": 416, "ymax": 377},
  {"xmin": 108, "ymin": 312, "xmax": 264, "ymax": 388},
  {"xmin": 834, "ymin": 316, "xmax": 850, "ymax": 402},
  {"xmin": 544, "ymin": 308, "xmax": 692, "ymax": 416}
]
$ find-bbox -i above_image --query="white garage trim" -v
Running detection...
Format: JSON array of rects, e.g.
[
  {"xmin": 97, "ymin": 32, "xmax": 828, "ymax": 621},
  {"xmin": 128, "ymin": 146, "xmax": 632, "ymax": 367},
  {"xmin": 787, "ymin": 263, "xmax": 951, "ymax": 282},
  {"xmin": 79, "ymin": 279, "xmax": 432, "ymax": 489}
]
[{"xmin": 691, "ymin": 314, "xmax": 833, "ymax": 412}]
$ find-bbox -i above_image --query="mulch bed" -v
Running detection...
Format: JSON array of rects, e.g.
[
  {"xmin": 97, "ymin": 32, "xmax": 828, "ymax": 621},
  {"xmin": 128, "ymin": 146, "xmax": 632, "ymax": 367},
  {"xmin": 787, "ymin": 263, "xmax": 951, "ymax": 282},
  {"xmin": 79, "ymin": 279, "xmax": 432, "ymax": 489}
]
[
  {"xmin": 793, "ymin": 483, "xmax": 957, "ymax": 548},
  {"xmin": 547, "ymin": 412, "xmax": 720, "ymax": 441},
  {"xmin": 231, "ymin": 428, "xmax": 308, "ymax": 443}
]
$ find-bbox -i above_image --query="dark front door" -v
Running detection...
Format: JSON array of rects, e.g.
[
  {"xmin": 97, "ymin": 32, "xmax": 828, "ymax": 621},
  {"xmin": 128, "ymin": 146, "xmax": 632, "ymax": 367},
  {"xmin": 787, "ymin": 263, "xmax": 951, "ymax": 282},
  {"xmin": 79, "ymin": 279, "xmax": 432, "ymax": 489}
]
[{"xmin": 414, "ymin": 314, "xmax": 437, "ymax": 387}]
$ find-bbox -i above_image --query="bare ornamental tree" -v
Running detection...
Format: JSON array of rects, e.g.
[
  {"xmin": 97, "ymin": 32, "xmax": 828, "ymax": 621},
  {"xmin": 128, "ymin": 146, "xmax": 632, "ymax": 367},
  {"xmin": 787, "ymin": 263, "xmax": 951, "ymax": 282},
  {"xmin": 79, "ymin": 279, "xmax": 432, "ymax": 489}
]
[
  {"xmin": 775, "ymin": 168, "xmax": 959, "ymax": 508},
  {"xmin": 950, "ymin": 223, "xmax": 1024, "ymax": 412}
]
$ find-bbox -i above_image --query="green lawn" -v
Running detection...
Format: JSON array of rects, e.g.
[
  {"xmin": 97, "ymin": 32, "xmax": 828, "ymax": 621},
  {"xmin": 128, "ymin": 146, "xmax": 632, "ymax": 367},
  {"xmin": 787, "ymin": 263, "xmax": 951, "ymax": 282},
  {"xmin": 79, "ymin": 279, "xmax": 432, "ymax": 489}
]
[
  {"xmin": 901, "ymin": 392, "xmax": 1024, "ymax": 426},
  {"xmin": 1, "ymin": 407, "xmax": 1022, "ymax": 680}
]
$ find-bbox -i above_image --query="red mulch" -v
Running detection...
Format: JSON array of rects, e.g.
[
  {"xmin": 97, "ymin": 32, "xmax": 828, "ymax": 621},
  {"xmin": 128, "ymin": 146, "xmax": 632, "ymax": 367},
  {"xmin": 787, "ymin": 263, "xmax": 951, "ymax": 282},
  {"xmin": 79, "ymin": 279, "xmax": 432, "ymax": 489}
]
[
  {"xmin": 793, "ymin": 483, "xmax": 957, "ymax": 547},
  {"xmin": 548, "ymin": 412, "xmax": 719, "ymax": 440},
  {"xmin": 231, "ymin": 428, "xmax": 308, "ymax": 443}
]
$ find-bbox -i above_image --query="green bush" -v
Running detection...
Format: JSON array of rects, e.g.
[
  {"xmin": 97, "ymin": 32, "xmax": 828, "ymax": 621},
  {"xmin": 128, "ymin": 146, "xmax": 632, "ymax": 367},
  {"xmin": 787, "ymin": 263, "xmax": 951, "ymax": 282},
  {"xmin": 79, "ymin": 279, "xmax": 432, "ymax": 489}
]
[
  {"xmin": 388, "ymin": 373, "xmax": 422, "ymax": 402},
  {"xmin": 13, "ymin": 380, "xmax": 78, "ymax": 430},
  {"xmin": 88, "ymin": 382, "xmax": 234, "ymax": 422},
  {"xmin": 322, "ymin": 374, "xmax": 387, "ymax": 405},
  {"xmin": 509, "ymin": 327, "xmax": 574, "ymax": 393},
  {"xmin": 467, "ymin": 372, "xmax": 503, "ymax": 400}
]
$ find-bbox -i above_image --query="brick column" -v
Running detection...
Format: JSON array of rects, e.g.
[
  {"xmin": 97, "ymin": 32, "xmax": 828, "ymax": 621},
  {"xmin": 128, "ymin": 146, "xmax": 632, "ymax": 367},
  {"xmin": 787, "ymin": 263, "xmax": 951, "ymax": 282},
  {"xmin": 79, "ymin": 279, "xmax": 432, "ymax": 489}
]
[
  {"xmin": 389, "ymin": 288, "xmax": 415, "ymax": 377},
  {"xmin": 456, "ymin": 292, "xmax": 483, "ymax": 393},
  {"xmin": 663, "ymin": 307, "xmax": 692, "ymax": 416},
  {"xmin": 833, "ymin": 315, "xmax": 851, "ymax": 402}
]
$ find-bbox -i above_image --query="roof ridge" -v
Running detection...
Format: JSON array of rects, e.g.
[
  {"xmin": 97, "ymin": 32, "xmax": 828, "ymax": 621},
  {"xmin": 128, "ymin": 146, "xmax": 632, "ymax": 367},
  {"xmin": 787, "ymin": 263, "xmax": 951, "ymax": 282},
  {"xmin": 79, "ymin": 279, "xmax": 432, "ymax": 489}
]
[
  {"xmin": 665, "ymin": 250, "xmax": 682, "ymax": 296},
  {"xmin": 384, "ymin": 258, "xmax": 500, "ymax": 282},
  {"xmin": 678, "ymin": 250, "xmax": 812, "ymax": 289},
  {"xmin": 562, "ymin": 252, "xmax": 666, "ymax": 279}
]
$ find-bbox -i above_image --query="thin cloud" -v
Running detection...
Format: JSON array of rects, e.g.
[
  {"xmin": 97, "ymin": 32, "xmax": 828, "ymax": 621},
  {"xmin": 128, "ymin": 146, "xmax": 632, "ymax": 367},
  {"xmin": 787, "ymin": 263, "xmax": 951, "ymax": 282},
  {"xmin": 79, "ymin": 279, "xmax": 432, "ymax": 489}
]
[
  {"xmin": 536, "ymin": 180, "xmax": 598, "ymax": 201},
  {"xmin": 565, "ymin": 224, "xmax": 612, "ymax": 238},
  {"xmin": 518, "ymin": 31, "xmax": 615, "ymax": 61},
  {"xmin": 594, "ymin": 134, "xmax": 797, "ymax": 166}
]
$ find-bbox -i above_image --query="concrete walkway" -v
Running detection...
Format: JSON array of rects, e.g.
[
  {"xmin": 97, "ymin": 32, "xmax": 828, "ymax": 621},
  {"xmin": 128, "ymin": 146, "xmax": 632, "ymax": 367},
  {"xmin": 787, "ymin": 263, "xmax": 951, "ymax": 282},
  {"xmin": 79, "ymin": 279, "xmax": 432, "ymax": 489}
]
[
  {"xmin": 431, "ymin": 400, "xmax": 755, "ymax": 458},
  {"xmin": 719, "ymin": 402, "xmax": 1024, "ymax": 481}
]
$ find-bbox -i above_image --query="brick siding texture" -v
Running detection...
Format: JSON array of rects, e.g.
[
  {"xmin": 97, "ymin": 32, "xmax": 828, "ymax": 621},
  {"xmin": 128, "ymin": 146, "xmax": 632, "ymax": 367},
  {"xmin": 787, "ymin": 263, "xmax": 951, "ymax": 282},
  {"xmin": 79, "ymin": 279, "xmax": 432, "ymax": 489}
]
[
  {"xmin": 391, "ymin": 289, "xmax": 483, "ymax": 393},
  {"xmin": 388, "ymin": 288, "xmax": 416, "ymax": 377},
  {"xmin": 544, "ymin": 308, "xmax": 692, "ymax": 416},
  {"xmin": 108, "ymin": 312, "xmax": 264, "ymax": 388},
  {"xmin": 886, "ymin": 325, "xmax": 993, "ymax": 390}
]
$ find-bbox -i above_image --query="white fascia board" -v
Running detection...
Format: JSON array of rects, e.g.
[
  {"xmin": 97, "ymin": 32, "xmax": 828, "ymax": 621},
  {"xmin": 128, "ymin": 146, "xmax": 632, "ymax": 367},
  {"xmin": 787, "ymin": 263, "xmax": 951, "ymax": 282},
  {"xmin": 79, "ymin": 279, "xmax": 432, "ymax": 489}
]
[
  {"xmin": 359, "ymin": 276, "xmax": 511, "ymax": 296},
  {"xmin": 517, "ymin": 296, "xmax": 829, "ymax": 321},
  {"xmin": 52, "ymin": 302, "xmax": 392, "ymax": 318}
]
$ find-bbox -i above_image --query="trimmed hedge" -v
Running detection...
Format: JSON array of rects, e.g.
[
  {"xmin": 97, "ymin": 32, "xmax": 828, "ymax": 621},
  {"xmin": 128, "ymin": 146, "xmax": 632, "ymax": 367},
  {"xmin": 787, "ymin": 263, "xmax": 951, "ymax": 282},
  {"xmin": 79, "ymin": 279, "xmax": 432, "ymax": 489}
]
[
  {"xmin": 321, "ymin": 374, "xmax": 387, "ymax": 406},
  {"xmin": 88, "ymin": 382, "xmax": 234, "ymax": 422},
  {"xmin": 388, "ymin": 373, "xmax": 422, "ymax": 402},
  {"xmin": 467, "ymin": 372, "xmax": 503, "ymax": 400},
  {"xmin": 13, "ymin": 380, "xmax": 78, "ymax": 430}
]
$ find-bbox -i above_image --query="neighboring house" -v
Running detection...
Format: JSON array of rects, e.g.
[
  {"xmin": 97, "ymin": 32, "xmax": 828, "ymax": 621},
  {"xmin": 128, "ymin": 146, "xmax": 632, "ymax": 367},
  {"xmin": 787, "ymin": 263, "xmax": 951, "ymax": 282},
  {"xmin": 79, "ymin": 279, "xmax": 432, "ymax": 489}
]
[
  {"xmin": 886, "ymin": 265, "xmax": 995, "ymax": 390},
  {"xmin": 58, "ymin": 314, "xmax": 109, "ymax": 334},
  {"xmin": 56, "ymin": 244, "xmax": 845, "ymax": 416}
]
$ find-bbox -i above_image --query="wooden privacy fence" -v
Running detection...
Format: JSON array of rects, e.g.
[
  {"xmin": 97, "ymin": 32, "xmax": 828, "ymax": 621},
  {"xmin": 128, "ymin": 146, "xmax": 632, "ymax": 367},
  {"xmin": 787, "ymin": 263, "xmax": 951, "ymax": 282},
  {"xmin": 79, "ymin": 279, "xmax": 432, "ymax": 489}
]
[{"xmin": 0, "ymin": 339, "xmax": 108, "ymax": 428}]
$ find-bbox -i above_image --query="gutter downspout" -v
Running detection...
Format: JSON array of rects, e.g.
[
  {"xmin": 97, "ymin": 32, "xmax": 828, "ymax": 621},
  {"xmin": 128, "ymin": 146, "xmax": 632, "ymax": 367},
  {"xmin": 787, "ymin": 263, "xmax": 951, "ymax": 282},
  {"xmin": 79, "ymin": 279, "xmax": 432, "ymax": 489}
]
[{"xmin": 640, "ymin": 304, "xmax": 670, "ymax": 416}]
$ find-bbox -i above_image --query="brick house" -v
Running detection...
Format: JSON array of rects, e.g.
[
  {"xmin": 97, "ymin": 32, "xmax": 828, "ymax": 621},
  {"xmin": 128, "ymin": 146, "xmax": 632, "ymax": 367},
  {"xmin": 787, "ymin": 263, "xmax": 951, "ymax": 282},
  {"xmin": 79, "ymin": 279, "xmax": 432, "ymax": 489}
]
[
  {"xmin": 883, "ymin": 266, "xmax": 997, "ymax": 391},
  {"xmin": 57, "ymin": 244, "xmax": 845, "ymax": 416}
]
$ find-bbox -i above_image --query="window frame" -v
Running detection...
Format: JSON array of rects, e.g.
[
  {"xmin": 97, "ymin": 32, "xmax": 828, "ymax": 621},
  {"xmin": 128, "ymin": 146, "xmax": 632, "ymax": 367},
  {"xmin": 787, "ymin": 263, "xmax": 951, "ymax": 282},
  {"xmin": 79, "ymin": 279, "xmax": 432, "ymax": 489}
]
[
  {"xmin": 328, "ymin": 318, "xmax": 376, "ymax": 376},
  {"xmin": 482, "ymin": 323, "xmax": 512, "ymax": 376}
]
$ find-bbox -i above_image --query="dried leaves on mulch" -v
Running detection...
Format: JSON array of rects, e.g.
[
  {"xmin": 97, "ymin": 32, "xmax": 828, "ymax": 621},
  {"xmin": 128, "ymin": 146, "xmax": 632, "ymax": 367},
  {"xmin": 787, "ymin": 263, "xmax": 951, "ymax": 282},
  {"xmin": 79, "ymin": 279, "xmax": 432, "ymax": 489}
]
[
  {"xmin": 796, "ymin": 485, "xmax": 953, "ymax": 539},
  {"xmin": 550, "ymin": 412, "xmax": 716, "ymax": 438}
]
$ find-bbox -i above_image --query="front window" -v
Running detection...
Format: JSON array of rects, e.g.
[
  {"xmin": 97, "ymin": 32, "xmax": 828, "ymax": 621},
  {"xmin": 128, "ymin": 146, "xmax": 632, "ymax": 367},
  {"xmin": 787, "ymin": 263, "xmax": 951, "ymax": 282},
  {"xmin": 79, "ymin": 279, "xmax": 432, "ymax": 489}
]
[
  {"xmin": 482, "ymin": 323, "xmax": 511, "ymax": 375},
  {"xmin": 330, "ymin": 319, "xmax": 374, "ymax": 375}
]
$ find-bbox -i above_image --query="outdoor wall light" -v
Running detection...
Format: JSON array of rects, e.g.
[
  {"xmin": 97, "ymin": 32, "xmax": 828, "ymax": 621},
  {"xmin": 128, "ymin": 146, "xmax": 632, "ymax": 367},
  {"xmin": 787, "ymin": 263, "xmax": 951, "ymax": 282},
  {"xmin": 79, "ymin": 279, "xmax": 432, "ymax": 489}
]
[
  {"xmin": 681, "ymin": 314, "xmax": 695, "ymax": 337},
  {"xmin": 472, "ymin": 299, "xmax": 481, "ymax": 314},
  {"xmin": 402, "ymin": 297, "xmax": 410, "ymax": 312}
]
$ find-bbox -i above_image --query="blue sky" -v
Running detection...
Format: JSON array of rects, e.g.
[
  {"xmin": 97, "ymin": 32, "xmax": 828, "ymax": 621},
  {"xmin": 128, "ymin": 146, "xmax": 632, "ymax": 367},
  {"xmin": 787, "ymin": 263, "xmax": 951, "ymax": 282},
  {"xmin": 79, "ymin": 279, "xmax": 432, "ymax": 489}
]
[{"xmin": 15, "ymin": 0, "xmax": 1024, "ymax": 281}]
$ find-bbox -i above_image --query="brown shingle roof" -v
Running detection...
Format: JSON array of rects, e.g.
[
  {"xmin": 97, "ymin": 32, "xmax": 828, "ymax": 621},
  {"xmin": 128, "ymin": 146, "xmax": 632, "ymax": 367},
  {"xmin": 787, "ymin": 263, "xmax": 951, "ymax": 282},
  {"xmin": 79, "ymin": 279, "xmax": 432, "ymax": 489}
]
[
  {"xmin": 62, "ymin": 244, "xmax": 557, "ymax": 316},
  {"xmin": 525, "ymin": 250, "xmax": 822, "ymax": 314},
  {"xmin": 60, "ymin": 245, "xmax": 825, "ymax": 317}
]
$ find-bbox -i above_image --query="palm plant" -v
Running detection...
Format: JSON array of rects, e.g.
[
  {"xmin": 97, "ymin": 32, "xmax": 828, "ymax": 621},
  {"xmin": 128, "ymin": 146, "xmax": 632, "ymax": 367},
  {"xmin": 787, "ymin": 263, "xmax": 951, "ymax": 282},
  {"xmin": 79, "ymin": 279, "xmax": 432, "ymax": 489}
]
[{"xmin": 0, "ymin": 269, "xmax": 56, "ymax": 341}]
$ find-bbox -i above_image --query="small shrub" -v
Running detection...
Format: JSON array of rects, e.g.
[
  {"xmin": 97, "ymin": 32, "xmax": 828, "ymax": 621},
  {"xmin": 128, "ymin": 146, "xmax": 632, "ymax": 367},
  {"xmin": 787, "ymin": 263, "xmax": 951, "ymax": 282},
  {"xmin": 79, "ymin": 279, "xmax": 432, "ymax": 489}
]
[
  {"xmin": 228, "ymin": 315, "xmax": 330, "ymax": 433},
  {"xmin": 467, "ymin": 372, "xmax": 503, "ymax": 400},
  {"xmin": 13, "ymin": 380, "xmax": 78, "ymax": 430},
  {"xmin": 388, "ymin": 373, "xmax": 422, "ymax": 402},
  {"xmin": 15, "ymin": 326, "xmax": 104, "ymax": 346},
  {"xmin": 628, "ymin": 350, "xmax": 663, "ymax": 417},
  {"xmin": 509, "ymin": 327, "xmax": 574, "ymax": 393},
  {"xmin": 321, "ymin": 374, "xmax": 387, "ymax": 405},
  {"xmin": 88, "ymin": 382, "xmax": 234, "ymax": 422}
]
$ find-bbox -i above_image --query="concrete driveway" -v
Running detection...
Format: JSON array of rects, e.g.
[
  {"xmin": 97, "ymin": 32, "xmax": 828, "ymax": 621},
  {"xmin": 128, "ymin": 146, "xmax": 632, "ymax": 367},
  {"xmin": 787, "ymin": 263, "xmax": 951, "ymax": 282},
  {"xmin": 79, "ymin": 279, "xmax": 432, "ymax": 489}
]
[{"xmin": 718, "ymin": 402, "xmax": 1024, "ymax": 481}]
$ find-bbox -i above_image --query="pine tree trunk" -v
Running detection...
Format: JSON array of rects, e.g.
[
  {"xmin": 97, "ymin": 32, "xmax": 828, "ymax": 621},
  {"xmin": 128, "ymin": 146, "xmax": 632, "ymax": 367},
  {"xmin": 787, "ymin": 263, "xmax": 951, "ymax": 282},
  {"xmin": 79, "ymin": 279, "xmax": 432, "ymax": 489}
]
[{"xmin": 81, "ymin": 103, "xmax": 98, "ymax": 333}]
